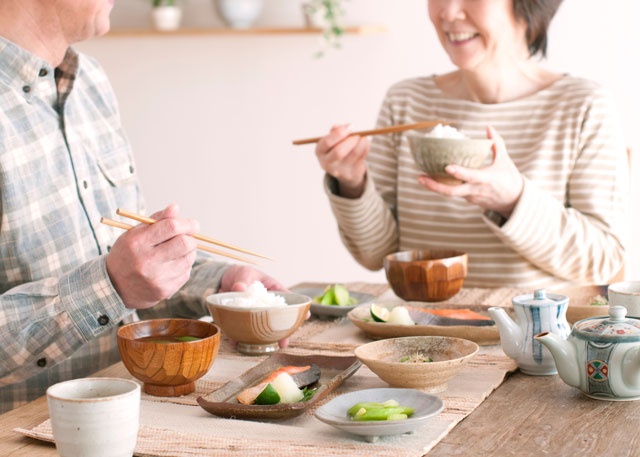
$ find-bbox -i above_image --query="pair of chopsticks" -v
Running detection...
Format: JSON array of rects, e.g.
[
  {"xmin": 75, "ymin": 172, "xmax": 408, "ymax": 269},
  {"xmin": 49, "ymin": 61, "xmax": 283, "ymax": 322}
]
[
  {"xmin": 101, "ymin": 209, "xmax": 271, "ymax": 266},
  {"xmin": 292, "ymin": 121, "xmax": 451, "ymax": 145}
]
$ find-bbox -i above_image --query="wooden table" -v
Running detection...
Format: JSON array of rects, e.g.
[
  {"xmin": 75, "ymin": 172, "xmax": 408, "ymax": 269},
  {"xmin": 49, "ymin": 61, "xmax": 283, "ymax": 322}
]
[{"xmin": 2, "ymin": 284, "xmax": 640, "ymax": 457}]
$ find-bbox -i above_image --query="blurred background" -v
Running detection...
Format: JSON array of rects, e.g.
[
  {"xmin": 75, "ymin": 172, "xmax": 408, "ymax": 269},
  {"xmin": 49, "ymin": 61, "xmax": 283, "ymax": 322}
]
[{"xmin": 76, "ymin": 0, "xmax": 639, "ymax": 287}]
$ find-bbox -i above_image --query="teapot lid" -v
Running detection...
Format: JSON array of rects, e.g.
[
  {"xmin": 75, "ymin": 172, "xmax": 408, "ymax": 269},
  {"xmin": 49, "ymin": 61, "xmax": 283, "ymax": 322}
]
[
  {"xmin": 574, "ymin": 306, "xmax": 640, "ymax": 342},
  {"xmin": 512, "ymin": 289, "xmax": 568, "ymax": 307}
]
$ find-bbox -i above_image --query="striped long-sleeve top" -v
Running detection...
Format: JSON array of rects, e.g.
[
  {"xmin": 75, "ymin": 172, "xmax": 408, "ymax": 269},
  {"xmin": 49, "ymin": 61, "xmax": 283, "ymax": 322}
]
[{"xmin": 326, "ymin": 75, "xmax": 628, "ymax": 288}]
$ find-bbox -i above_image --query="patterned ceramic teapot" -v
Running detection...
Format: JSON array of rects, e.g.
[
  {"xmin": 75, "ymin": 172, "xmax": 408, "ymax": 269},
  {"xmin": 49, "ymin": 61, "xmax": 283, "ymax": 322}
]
[
  {"xmin": 489, "ymin": 289, "xmax": 570, "ymax": 375},
  {"xmin": 535, "ymin": 306, "xmax": 640, "ymax": 400}
]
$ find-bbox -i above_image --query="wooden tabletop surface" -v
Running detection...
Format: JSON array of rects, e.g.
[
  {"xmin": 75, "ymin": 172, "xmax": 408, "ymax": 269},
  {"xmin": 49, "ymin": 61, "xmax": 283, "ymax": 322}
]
[{"xmin": 2, "ymin": 285, "xmax": 640, "ymax": 456}]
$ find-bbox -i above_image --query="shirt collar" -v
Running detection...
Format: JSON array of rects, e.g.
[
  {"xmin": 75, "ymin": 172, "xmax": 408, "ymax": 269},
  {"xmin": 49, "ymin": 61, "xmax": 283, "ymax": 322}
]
[{"xmin": 0, "ymin": 36, "xmax": 79, "ymax": 104}]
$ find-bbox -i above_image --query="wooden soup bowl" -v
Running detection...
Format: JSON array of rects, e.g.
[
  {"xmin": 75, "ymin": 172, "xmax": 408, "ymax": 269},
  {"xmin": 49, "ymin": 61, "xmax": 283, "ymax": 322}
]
[
  {"xmin": 384, "ymin": 249, "xmax": 468, "ymax": 302},
  {"xmin": 117, "ymin": 318, "xmax": 220, "ymax": 397}
]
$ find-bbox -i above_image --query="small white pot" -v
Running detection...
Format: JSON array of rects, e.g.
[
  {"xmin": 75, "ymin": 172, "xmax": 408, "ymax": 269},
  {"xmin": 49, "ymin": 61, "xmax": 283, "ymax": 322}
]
[
  {"xmin": 47, "ymin": 378, "xmax": 140, "ymax": 457},
  {"xmin": 151, "ymin": 6, "xmax": 183, "ymax": 31},
  {"xmin": 214, "ymin": 0, "xmax": 264, "ymax": 29}
]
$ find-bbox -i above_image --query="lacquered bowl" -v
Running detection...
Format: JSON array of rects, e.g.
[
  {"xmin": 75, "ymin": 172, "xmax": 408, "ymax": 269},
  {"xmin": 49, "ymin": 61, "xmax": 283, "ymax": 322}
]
[
  {"xmin": 354, "ymin": 336, "xmax": 478, "ymax": 392},
  {"xmin": 205, "ymin": 291, "xmax": 311, "ymax": 355},
  {"xmin": 408, "ymin": 134, "xmax": 493, "ymax": 185},
  {"xmin": 383, "ymin": 249, "xmax": 468, "ymax": 302},
  {"xmin": 116, "ymin": 318, "xmax": 220, "ymax": 397}
]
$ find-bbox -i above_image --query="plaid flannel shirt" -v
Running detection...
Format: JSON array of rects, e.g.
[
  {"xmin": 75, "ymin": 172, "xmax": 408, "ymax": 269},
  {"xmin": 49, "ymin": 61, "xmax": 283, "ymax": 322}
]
[{"xmin": 0, "ymin": 37, "xmax": 228, "ymax": 413}]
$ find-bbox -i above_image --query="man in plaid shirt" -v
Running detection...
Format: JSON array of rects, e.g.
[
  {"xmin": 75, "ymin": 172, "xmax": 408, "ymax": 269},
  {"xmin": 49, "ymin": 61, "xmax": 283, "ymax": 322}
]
[{"xmin": 0, "ymin": 0, "xmax": 285, "ymax": 413}]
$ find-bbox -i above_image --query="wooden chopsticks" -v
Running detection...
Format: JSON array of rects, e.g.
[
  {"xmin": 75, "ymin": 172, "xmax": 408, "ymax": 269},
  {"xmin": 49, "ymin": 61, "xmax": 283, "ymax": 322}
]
[
  {"xmin": 292, "ymin": 121, "xmax": 451, "ymax": 145},
  {"xmin": 100, "ymin": 208, "xmax": 272, "ymax": 266}
]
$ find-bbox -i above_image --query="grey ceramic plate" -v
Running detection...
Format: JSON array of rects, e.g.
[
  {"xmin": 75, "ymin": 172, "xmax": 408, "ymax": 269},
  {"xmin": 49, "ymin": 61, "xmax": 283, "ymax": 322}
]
[
  {"xmin": 314, "ymin": 387, "xmax": 444, "ymax": 441},
  {"xmin": 293, "ymin": 287, "xmax": 376, "ymax": 318}
]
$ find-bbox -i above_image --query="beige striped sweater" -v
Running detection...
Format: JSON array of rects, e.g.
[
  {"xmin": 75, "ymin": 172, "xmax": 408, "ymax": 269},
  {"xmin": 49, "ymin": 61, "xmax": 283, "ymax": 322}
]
[{"xmin": 326, "ymin": 75, "xmax": 628, "ymax": 288}]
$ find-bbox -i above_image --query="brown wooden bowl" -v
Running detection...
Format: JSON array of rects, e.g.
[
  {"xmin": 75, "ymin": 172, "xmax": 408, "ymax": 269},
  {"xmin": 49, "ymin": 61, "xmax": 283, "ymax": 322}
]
[
  {"xmin": 116, "ymin": 318, "xmax": 220, "ymax": 397},
  {"xmin": 383, "ymin": 250, "xmax": 468, "ymax": 302}
]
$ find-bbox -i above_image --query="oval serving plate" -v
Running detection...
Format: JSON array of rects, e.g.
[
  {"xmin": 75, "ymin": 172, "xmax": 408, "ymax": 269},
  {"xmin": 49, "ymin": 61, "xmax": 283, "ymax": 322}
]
[
  {"xmin": 314, "ymin": 387, "xmax": 444, "ymax": 441},
  {"xmin": 292, "ymin": 287, "xmax": 376, "ymax": 318},
  {"xmin": 197, "ymin": 353, "xmax": 361, "ymax": 420},
  {"xmin": 347, "ymin": 303, "xmax": 501, "ymax": 345}
]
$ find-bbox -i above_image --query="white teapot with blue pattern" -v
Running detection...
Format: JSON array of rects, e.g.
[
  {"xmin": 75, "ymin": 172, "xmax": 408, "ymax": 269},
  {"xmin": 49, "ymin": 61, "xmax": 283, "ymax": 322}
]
[
  {"xmin": 535, "ymin": 306, "xmax": 640, "ymax": 400},
  {"xmin": 489, "ymin": 289, "xmax": 570, "ymax": 376}
]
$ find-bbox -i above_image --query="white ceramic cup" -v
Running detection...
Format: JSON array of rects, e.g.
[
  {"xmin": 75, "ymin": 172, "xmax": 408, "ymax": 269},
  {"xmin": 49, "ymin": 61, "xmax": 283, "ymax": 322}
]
[
  {"xmin": 46, "ymin": 378, "xmax": 140, "ymax": 457},
  {"xmin": 608, "ymin": 281, "xmax": 640, "ymax": 317}
]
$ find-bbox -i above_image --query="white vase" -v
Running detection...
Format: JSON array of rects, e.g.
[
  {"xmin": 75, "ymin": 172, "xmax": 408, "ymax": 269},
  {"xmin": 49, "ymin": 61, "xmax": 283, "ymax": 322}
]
[
  {"xmin": 151, "ymin": 6, "xmax": 183, "ymax": 31},
  {"xmin": 214, "ymin": 0, "xmax": 264, "ymax": 29}
]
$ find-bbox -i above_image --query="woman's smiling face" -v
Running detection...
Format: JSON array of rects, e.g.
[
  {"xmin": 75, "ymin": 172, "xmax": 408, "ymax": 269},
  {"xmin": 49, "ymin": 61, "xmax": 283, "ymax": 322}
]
[{"xmin": 428, "ymin": 0, "xmax": 529, "ymax": 71}]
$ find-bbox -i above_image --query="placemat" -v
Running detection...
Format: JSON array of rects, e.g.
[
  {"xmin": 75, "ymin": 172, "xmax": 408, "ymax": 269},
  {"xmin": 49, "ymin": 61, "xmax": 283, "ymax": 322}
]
[
  {"xmin": 14, "ymin": 285, "xmax": 520, "ymax": 456},
  {"xmin": 15, "ymin": 346, "xmax": 516, "ymax": 456}
]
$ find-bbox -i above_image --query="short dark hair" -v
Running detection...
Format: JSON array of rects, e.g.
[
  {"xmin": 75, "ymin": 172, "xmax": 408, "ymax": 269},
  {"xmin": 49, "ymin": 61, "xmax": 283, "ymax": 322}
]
[{"xmin": 513, "ymin": 0, "xmax": 563, "ymax": 57}]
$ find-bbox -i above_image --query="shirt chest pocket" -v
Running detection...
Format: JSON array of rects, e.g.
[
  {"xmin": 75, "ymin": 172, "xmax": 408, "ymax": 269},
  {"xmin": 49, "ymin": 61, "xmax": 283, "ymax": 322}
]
[{"xmin": 97, "ymin": 148, "xmax": 137, "ymax": 187}]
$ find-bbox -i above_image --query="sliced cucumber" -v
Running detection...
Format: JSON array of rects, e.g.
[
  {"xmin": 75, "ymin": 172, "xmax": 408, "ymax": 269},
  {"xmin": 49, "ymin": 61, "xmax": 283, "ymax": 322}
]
[
  {"xmin": 370, "ymin": 304, "xmax": 390, "ymax": 322},
  {"xmin": 254, "ymin": 383, "xmax": 280, "ymax": 405},
  {"xmin": 333, "ymin": 284, "xmax": 351, "ymax": 306}
]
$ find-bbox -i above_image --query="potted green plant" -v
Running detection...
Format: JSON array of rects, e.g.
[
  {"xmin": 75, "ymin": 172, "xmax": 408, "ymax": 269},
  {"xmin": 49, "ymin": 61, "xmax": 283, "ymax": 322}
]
[
  {"xmin": 151, "ymin": 0, "xmax": 183, "ymax": 31},
  {"xmin": 302, "ymin": 0, "xmax": 348, "ymax": 56}
]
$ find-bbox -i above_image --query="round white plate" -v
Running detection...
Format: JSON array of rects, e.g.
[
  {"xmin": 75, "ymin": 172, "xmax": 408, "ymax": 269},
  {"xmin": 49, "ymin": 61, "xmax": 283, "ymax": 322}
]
[{"xmin": 314, "ymin": 387, "xmax": 444, "ymax": 441}]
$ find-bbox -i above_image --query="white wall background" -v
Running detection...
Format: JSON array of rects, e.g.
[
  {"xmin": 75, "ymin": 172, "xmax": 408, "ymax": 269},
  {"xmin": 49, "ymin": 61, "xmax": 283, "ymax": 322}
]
[{"xmin": 76, "ymin": 0, "xmax": 640, "ymax": 287}]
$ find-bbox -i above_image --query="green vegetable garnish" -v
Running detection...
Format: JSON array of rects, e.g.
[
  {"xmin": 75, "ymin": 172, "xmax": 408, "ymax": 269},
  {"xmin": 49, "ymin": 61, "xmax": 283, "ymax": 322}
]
[
  {"xmin": 301, "ymin": 386, "xmax": 317, "ymax": 402},
  {"xmin": 347, "ymin": 401, "xmax": 414, "ymax": 421},
  {"xmin": 254, "ymin": 383, "xmax": 280, "ymax": 405},
  {"xmin": 313, "ymin": 285, "xmax": 359, "ymax": 306},
  {"xmin": 175, "ymin": 336, "xmax": 201, "ymax": 342}
]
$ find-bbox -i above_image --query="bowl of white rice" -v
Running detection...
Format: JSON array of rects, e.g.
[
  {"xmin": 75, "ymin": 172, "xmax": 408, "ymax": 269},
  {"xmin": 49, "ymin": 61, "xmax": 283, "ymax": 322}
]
[
  {"xmin": 205, "ymin": 282, "xmax": 311, "ymax": 355},
  {"xmin": 407, "ymin": 124, "xmax": 493, "ymax": 185}
]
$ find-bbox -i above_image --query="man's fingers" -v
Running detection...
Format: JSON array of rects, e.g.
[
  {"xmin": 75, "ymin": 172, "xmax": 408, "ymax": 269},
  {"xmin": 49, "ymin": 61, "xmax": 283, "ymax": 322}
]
[
  {"xmin": 143, "ymin": 217, "xmax": 199, "ymax": 246},
  {"xmin": 149, "ymin": 203, "xmax": 180, "ymax": 221}
]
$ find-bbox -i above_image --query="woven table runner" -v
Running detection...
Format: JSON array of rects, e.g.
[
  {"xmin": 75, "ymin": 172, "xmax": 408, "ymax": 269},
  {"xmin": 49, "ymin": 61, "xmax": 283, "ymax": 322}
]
[{"xmin": 15, "ymin": 285, "xmax": 520, "ymax": 456}]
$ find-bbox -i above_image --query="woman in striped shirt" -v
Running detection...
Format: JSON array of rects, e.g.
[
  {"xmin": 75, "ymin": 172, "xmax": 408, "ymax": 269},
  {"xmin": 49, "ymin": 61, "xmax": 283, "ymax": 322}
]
[{"xmin": 315, "ymin": 0, "xmax": 628, "ymax": 288}]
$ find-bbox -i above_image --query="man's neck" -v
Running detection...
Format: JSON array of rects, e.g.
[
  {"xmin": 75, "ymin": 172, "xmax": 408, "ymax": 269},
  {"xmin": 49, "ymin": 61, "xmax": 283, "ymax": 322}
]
[{"xmin": 0, "ymin": 1, "xmax": 69, "ymax": 67}]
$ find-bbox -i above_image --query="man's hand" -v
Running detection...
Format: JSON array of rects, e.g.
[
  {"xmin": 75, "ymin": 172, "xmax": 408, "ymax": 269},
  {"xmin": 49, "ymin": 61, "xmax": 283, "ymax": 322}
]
[{"xmin": 106, "ymin": 203, "xmax": 198, "ymax": 309}]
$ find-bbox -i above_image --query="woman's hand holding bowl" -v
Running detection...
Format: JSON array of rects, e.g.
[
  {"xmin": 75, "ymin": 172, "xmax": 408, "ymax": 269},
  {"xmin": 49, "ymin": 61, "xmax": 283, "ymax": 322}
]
[{"xmin": 418, "ymin": 126, "xmax": 524, "ymax": 219}]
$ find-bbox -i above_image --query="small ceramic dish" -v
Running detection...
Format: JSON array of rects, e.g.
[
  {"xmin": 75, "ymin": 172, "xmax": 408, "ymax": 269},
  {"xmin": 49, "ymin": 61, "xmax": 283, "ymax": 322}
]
[
  {"xmin": 116, "ymin": 318, "xmax": 220, "ymax": 397},
  {"xmin": 293, "ymin": 287, "xmax": 376, "ymax": 318},
  {"xmin": 383, "ymin": 249, "xmax": 468, "ymax": 302},
  {"xmin": 347, "ymin": 303, "xmax": 500, "ymax": 345},
  {"xmin": 407, "ymin": 134, "xmax": 493, "ymax": 185},
  {"xmin": 205, "ymin": 291, "xmax": 310, "ymax": 355},
  {"xmin": 314, "ymin": 387, "xmax": 444, "ymax": 442},
  {"xmin": 197, "ymin": 353, "xmax": 361, "ymax": 420},
  {"xmin": 354, "ymin": 336, "xmax": 478, "ymax": 392},
  {"xmin": 551, "ymin": 284, "xmax": 609, "ymax": 323}
]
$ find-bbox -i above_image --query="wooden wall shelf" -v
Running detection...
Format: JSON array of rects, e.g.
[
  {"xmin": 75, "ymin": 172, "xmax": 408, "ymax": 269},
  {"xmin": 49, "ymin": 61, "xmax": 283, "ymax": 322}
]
[{"xmin": 105, "ymin": 25, "xmax": 387, "ymax": 38}]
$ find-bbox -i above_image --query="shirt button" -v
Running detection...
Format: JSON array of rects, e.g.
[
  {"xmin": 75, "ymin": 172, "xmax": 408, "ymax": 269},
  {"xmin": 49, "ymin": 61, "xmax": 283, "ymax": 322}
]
[
  {"xmin": 37, "ymin": 357, "xmax": 47, "ymax": 367},
  {"xmin": 129, "ymin": 165, "xmax": 134, "ymax": 174},
  {"xmin": 98, "ymin": 315, "xmax": 110, "ymax": 326},
  {"xmin": 22, "ymin": 85, "xmax": 31, "ymax": 93},
  {"xmin": 83, "ymin": 180, "xmax": 88, "ymax": 189},
  {"xmin": 39, "ymin": 68, "xmax": 48, "ymax": 77}
]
